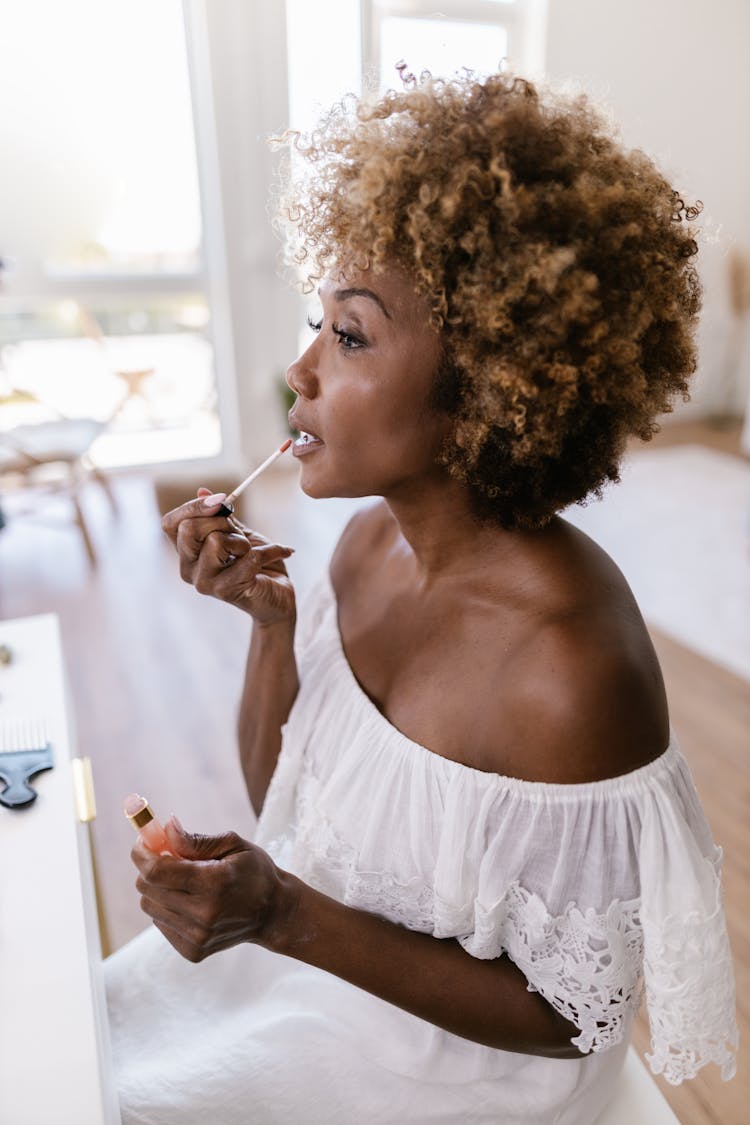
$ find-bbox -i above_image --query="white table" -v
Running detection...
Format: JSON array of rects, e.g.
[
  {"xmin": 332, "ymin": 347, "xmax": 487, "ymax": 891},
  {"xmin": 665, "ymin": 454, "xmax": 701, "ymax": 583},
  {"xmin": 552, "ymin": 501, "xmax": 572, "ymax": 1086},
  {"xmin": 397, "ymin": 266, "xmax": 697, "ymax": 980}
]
[{"xmin": 0, "ymin": 613, "xmax": 120, "ymax": 1125}]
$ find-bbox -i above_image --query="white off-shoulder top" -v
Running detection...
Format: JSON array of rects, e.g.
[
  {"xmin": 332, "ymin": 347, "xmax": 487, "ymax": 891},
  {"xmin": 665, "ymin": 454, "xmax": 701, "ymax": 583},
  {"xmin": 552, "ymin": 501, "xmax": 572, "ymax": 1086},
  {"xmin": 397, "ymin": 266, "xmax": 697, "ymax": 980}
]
[
  {"xmin": 258, "ymin": 571, "xmax": 737, "ymax": 1085},
  {"xmin": 106, "ymin": 570, "xmax": 737, "ymax": 1125}
]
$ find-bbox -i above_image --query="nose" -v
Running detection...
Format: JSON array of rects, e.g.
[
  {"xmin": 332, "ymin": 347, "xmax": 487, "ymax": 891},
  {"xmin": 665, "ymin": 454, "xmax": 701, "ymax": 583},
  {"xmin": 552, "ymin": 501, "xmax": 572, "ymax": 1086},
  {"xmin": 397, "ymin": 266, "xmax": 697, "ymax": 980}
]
[{"xmin": 285, "ymin": 342, "xmax": 319, "ymax": 400}]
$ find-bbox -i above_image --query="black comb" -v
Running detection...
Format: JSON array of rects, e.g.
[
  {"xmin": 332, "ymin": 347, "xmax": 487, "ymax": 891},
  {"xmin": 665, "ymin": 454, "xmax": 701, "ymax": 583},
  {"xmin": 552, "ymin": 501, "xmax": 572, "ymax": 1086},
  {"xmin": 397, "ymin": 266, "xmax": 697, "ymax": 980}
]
[{"xmin": 0, "ymin": 718, "xmax": 54, "ymax": 809}]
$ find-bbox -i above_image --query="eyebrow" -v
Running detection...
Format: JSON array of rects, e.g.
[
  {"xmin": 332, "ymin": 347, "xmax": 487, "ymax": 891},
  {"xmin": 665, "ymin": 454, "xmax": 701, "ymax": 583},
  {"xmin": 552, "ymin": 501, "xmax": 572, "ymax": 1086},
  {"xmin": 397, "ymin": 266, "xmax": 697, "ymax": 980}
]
[{"xmin": 332, "ymin": 287, "xmax": 392, "ymax": 320}]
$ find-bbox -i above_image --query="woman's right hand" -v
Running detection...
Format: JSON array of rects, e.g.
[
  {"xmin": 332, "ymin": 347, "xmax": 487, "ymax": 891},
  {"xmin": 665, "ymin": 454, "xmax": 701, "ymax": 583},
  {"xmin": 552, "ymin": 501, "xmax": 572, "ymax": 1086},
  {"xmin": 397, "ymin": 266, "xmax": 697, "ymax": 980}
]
[{"xmin": 161, "ymin": 489, "xmax": 296, "ymax": 628}]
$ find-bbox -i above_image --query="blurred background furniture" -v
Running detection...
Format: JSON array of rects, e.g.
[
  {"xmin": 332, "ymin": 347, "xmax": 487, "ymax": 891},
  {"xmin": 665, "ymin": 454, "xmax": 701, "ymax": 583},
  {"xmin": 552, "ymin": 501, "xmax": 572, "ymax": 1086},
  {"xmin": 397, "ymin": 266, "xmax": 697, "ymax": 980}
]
[{"xmin": 0, "ymin": 413, "xmax": 116, "ymax": 566}]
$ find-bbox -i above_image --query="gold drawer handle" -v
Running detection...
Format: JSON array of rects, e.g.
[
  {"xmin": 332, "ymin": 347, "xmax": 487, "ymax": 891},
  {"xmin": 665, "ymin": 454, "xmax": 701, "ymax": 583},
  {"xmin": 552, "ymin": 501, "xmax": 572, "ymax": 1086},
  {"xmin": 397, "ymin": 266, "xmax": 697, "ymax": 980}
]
[{"xmin": 71, "ymin": 757, "xmax": 97, "ymax": 823}]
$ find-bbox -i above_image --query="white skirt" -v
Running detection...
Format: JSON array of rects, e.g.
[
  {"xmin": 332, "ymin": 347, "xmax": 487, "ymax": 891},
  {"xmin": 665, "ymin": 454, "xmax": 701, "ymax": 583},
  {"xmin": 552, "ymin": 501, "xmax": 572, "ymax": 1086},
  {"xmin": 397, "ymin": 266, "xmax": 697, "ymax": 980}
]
[{"xmin": 105, "ymin": 924, "xmax": 626, "ymax": 1125}]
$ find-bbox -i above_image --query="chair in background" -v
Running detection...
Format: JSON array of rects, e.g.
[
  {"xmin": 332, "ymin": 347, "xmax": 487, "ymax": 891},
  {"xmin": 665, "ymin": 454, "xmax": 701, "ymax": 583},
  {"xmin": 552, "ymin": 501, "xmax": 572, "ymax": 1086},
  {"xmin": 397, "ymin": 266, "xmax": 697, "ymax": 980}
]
[{"xmin": 0, "ymin": 415, "xmax": 116, "ymax": 566}]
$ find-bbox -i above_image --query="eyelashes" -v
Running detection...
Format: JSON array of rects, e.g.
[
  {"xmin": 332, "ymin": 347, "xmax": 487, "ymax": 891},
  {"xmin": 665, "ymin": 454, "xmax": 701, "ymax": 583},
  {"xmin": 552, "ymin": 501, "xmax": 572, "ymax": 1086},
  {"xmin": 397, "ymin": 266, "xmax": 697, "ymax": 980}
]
[{"xmin": 306, "ymin": 314, "xmax": 365, "ymax": 350}]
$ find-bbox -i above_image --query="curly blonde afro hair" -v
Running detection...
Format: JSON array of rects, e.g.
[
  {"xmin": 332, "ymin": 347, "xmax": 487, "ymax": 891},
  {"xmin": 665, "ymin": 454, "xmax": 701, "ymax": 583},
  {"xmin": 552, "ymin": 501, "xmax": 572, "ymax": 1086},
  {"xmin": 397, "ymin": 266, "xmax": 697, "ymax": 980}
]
[{"xmin": 277, "ymin": 71, "xmax": 702, "ymax": 529}]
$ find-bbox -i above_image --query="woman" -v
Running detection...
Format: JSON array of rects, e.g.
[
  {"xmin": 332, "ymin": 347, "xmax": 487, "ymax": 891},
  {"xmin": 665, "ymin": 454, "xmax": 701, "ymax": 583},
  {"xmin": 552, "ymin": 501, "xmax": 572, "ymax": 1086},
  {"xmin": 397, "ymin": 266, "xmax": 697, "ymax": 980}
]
[{"xmin": 106, "ymin": 73, "xmax": 737, "ymax": 1123}]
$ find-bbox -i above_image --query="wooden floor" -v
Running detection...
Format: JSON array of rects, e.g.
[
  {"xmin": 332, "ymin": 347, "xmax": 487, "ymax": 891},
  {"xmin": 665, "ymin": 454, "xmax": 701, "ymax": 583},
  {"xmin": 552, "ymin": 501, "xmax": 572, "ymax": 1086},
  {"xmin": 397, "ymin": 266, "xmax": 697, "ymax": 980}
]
[{"xmin": 0, "ymin": 417, "xmax": 747, "ymax": 1124}]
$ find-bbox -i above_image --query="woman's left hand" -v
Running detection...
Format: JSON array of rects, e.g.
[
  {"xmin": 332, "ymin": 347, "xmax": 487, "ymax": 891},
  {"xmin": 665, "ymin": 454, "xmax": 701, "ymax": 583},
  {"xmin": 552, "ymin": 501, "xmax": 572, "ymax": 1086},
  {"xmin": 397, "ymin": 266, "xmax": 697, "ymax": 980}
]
[{"xmin": 131, "ymin": 819, "xmax": 293, "ymax": 962}]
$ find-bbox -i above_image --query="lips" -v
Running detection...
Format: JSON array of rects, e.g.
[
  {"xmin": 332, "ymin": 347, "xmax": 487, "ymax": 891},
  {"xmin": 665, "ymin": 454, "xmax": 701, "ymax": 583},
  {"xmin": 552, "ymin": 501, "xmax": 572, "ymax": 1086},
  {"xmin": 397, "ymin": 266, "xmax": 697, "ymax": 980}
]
[
  {"xmin": 288, "ymin": 411, "xmax": 323, "ymax": 443},
  {"xmin": 288, "ymin": 410, "xmax": 324, "ymax": 455}
]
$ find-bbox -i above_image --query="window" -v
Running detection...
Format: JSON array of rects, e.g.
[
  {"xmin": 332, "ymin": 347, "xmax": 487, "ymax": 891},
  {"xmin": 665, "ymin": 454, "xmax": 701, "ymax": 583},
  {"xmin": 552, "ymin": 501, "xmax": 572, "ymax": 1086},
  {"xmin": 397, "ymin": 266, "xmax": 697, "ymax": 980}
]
[
  {"xmin": 0, "ymin": 0, "xmax": 225, "ymax": 469},
  {"xmin": 377, "ymin": 15, "xmax": 508, "ymax": 86},
  {"xmin": 362, "ymin": 1, "xmax": 545, "ymax": 89}
]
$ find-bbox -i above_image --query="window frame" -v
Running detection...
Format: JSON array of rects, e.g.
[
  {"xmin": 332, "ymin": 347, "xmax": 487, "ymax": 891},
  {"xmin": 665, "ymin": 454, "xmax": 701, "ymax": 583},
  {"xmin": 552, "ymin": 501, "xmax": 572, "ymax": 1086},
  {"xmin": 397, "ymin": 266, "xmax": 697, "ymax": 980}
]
[{"xmin": 360, "ymin": 0, "xmax": 537, "ymax": 84}]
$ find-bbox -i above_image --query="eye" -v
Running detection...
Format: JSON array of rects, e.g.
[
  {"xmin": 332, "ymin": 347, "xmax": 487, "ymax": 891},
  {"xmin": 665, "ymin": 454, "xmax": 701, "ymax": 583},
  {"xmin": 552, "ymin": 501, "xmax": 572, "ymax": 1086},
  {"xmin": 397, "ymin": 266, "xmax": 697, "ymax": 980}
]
[
  {"xmin": 332, "ymin": 322, "xmax": 365, "ymax": 350},
  {"xmin": 306, "ymin": 314, "xmax": 322, "ymax": 333}
]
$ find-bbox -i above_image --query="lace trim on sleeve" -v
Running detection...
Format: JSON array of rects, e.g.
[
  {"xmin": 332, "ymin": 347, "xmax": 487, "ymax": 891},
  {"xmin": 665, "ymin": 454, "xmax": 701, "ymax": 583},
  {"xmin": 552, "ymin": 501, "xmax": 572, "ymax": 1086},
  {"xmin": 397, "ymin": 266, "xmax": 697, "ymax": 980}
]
[
  {"xmin": 462, "ymin": 877, "xmax": 737, "ymax": 1081},
  {"xmin": 642, "ymin": 877, "xmax": 738, "ymax": 1084},
  {"xmin": 460, "ymin": 884, "xmax": 645, "ymax": 1055}
]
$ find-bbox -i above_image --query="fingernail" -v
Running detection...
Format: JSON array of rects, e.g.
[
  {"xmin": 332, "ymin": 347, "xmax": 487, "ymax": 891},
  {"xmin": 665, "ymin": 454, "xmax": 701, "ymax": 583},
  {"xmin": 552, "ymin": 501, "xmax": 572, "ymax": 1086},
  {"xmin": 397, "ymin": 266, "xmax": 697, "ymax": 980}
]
[
  {"xmin": 169, "ymin": 814, "xmax": 185, "ymax": 832},
  {"xmin": 283, "ymin": 546, "xmax": 296, "ymax": 554},
  {"xmin": 202, "ymin": 493, "xmax": 226, "ymax": 508}
]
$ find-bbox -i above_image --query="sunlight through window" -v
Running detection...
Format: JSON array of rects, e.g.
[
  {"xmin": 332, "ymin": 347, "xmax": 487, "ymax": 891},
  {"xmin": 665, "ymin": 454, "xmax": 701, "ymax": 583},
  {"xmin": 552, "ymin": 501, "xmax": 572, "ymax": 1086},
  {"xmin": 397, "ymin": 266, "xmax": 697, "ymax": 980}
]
[
  {"xmin": 379, "ymin": 17, "xmax": 509, "ymax": 87},
  {"xmin": 0, "ymin": 0, "xmax": 220, "ymax": 469},
  {"xmin": 0, "ymin": 0, "xmax": 201, "ymax": 274}
]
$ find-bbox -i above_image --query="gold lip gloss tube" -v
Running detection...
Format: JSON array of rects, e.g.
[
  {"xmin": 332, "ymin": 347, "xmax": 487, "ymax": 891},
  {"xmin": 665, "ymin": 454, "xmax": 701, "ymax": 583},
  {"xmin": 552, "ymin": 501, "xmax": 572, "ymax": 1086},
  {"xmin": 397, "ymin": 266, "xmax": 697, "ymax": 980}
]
[{"xmin": 124, "ymin": 792, "xmax": 176, "ymax": 856}]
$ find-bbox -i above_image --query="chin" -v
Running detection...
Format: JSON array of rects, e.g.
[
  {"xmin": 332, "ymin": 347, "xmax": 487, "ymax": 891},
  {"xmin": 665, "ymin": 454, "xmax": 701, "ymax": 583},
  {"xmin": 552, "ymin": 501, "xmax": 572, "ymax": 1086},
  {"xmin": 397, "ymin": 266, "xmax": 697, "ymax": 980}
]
[
  {"xmin": 300, "ymin": 483, "xmax": 362, "ymax": 500},
  {"xmin": 297, "ymin": 470, "xmax": 337, "ymax": 499},
  {"xmin": 297, "ymin": 469, "xmax": 371, "ymax": 501},
  {"xmin": 295, "ymin": 453, "xmax": 387, "ymax": 500}
]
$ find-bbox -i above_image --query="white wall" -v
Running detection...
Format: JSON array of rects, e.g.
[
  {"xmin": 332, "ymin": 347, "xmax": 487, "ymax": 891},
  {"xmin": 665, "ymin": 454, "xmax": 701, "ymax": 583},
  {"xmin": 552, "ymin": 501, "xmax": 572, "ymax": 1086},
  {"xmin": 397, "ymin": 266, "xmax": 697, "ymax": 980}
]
[{"xmin": 545, "ymin": 0, "xmax": 750, "ymax": 417}]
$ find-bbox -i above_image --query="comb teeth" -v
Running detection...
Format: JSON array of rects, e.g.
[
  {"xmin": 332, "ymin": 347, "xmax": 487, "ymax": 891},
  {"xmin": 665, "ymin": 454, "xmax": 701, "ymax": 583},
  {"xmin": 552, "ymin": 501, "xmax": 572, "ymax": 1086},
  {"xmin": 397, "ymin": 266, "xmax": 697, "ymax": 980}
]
[
  {"xmin": 0, "ymin": 717, "xmax": 54, "ymax": 809},
  {"xmin": 0, "ymin": 716, "xmax": 49, "ymax": 752}
]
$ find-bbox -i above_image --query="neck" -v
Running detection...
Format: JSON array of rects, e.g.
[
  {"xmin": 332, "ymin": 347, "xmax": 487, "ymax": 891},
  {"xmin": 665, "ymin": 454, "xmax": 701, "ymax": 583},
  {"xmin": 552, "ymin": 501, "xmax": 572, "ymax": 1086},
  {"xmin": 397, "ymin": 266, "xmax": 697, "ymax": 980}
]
[{"xmin": 383, "ymin": 472, "xmax": 536, "ymax": 587}]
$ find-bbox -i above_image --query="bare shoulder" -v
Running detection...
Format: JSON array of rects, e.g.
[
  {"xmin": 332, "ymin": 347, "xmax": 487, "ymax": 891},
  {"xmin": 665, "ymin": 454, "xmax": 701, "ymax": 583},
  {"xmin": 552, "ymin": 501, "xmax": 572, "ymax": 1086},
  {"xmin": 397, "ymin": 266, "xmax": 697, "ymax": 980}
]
[
  {"xmin": 503, "ymin": 614, "xmax": 670, "ymax": 783},
  {"xmin": 329, "ymin": 499, "xmax": 396, "ymax": 592},
  {"xmin": 483, "ymin": 523, "xmax": 671, "ymax": 784}
]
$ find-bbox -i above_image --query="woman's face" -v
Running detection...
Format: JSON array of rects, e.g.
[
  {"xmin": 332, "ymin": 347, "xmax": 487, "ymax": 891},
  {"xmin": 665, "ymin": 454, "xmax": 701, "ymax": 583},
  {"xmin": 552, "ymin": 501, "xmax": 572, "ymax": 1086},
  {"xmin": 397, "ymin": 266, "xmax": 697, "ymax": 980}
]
[{"xmin": 286, "ymin": 269, "xmax": 452, "ymax": 500}]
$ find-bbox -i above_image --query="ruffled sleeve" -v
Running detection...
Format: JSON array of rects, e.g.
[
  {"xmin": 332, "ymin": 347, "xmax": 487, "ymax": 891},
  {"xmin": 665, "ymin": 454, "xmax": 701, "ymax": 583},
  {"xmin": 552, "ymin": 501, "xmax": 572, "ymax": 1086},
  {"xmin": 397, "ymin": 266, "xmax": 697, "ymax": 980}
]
[
  {"xmin": 639, "ymin": 786, "xmax": 738, "ymax": 1083},
  {"xmin": 454, "ymin": 751, "xmax": 738, "ymax": 1084}
]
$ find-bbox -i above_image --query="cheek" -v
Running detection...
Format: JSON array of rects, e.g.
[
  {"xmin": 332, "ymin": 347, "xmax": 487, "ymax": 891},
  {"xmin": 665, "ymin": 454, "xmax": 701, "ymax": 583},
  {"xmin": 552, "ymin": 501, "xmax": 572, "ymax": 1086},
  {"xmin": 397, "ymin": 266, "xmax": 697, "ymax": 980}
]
[
  {"xmin": 342, "ymin": 401, "xmax": 423, "ymax": 457},
  {"xmin": 351, "ymin": 413, "xmax": 446, "ymax": 480},
  {"xmin": 321, "ymin": 346, "xmax": 446, "ymax": 469}
]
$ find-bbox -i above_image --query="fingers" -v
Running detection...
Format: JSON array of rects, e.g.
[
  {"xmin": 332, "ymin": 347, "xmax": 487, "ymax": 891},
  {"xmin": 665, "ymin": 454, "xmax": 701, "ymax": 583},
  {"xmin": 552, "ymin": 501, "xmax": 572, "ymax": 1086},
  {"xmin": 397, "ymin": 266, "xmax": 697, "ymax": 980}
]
[
  {"xmin": 162, "ymin": 489, "xmax": 261, "ymax": 546},
  {"xmin": 146, "ymin": 909, "xmax": 209, "ymax": 963},
  {"xmin": 248, "ymin": 542, "xmax": 295, "ymax": 567},
  {"xmin": 163, "ymin": 489, "xmax": 290, "ymax": 567},
  {"xmin": 136, "ymin": 879, "xmax": 242, "ymax": 953},
  {"xmin": 131, "ymin": 841, "xmax": 199, "ymax": 892},
  {"xmin": 178, "ymin": 524, "xmax": 251, "ymax": 576},
  {"xmin": 163, "ymin": 820, "xmax": 249, "ymax": 862},
  {"xmin": 151, "ymin": 918, "xmax": 207, "ymax": 962},
  {"xmin": 160, "ymin": 487, "xmax": 295, "ymax": 618},
  {"xmin": 192, "ymin": 538, "xmax": 294, "ymax": 597},
  {"xmin": 150, "ymin": 917, "xmax": 238, "ymax": 964},
  {"xmin": 161, "ymin": 491, "xmax": 229, "ymax": 542},
  {"xmin": 173, "ymin": 511, "xmax": 267, "ymax": 559},
  {"xmin": 131, "ymin": 831, "xmax": 251, "ymax": 891},
  {"xmin": 137, "ymin": 884, "xmax": 199, "ymax": 921},
  {"xmin": 134, "ymin": 842, "xmax": 254, "ymax": 962},
  {"xmin": 131, "ymin": 830, "xmax": 283, "ymax": 962}
]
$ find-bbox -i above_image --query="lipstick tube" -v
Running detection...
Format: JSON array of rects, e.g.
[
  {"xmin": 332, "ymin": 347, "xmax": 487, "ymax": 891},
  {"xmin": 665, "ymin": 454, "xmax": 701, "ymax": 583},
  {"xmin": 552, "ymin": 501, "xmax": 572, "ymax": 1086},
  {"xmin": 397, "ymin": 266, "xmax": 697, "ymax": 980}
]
[{"xmin": 124, "ymin": 793, "xmax": 176, "ymax": 856}]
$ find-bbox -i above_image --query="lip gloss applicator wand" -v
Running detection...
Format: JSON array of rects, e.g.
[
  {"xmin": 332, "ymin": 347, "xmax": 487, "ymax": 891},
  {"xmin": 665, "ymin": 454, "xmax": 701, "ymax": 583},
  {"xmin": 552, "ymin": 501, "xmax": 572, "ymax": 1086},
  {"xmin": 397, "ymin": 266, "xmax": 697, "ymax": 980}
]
[{"xmin": 214, "ymin": 438, "xmax": 293, "ymax": 517}]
